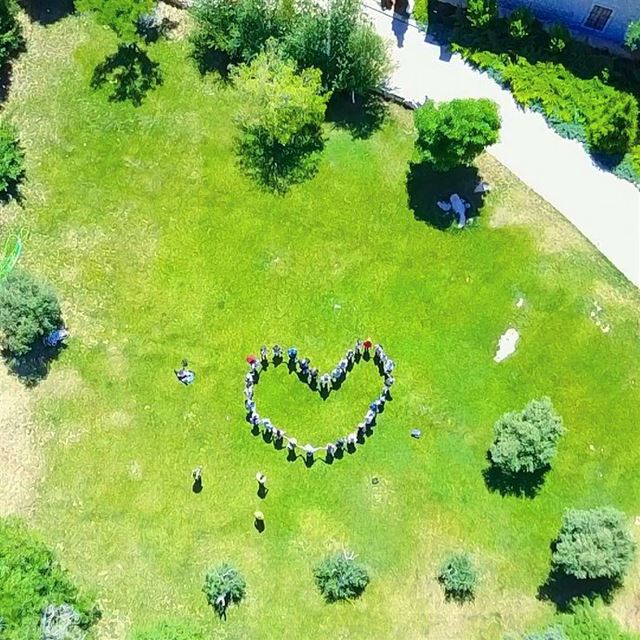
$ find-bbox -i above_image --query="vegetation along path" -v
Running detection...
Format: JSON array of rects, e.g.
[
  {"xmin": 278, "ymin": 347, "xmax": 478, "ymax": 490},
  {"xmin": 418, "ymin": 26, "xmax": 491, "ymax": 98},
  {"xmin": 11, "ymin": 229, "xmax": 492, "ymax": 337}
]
[{"xmin": 364, "ymin": 0, "xmax": 640, "ymax": 287}]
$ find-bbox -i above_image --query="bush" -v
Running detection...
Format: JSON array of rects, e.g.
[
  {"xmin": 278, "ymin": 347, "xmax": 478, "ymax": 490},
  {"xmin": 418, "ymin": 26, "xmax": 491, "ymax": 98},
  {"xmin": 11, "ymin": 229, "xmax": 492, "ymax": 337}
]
[
  {"xmin": 624, "ymin": 19, "xmax": 640, "ymax": 52},
  {"xmin": 202, "ymin": 564, "xmax": 246, "ymax": 618},
  {"xmin": 0, "ymin": 120, "xmax": 24, "ymax": 199},
  {"xmin": 0, "ymin": 518, "xmax": 98, "ymax": 640},
  {"xmin": 508, "ymin": 7, "xmax": 536, "ymax": 40},
  {"xmin": 437, "ymin": 552, "xmax": 477, "ymax": 602},
  {"xmin": 551, "ymin": 507, "xmax": 635, "ymax": 582},
  {"xmin": 0, "ymin": 0, "xmax": 22, "ymax": 68},
  {"xmin": 313, "ymin": 551, "xmax": 370, "ymax": 602},
  {"xmin": 231, "ymin": 43, "xmax": 327, "ymax": 191},
  {"xmin": 564, "ymin": 602, "xmax": 637, "ymax": 640},
  {"xmin": 0, "ymin": 269, "xmax": 62, "ymax": 358},
  {"xmin": 466, "ymin": 0, "xmax": 497, "ymax": 28},
  {"xmin": 414, "ymin": 98, "xmax": 500, "ymax": 171},
  {"xmin": 489, "ymin": 397, "xmax": 564, "ymax": 476},
  {"xmin": 547, "ymin": 23, "xmax": 570, "ymax": 55},
  {"xmin": 413, "ymin": 0, "xmax": 428, "ymax": 29},
  {"xmin": 76, "ymin": 0, "xmax": 155, "ymax": 41},
  {"xmin": 129, "ymin": 620, "xmax": 204, "ymax": 640},
  {"xmin": 524, "ymin": 628, "xmax": 567, "ymax": 640}
]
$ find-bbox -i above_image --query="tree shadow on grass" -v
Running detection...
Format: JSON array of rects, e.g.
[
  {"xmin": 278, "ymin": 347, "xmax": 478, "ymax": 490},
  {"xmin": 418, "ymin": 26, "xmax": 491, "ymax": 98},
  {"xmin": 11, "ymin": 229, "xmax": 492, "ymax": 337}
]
[
  {"xmin": 406, "ymin": 162, "xmax": 485, "ymax": 230},
  {"xmin": 3, "ymin": 342, "xmax": 66, "ymax": 387},
  {"xmin": 482, "ymin": 460, "xmax": 548, "ymax": 499},
  {"xmin": 91, "ymin": 43, "xmax": 162, "ymax": 107},
  {"xmin": 18, "ymin": 0, "xmax": 74, "ymax": 25},
  {"xmin": 538, "ymin": 565, "xmax": 621, "ymax": 611},
  {"xmin": 236, "ymin": 125, "xmax": 325, "ymax": 195},
  {"xmin": 325, "ymin": 92, "xmax": 388, "ymax": 140}
]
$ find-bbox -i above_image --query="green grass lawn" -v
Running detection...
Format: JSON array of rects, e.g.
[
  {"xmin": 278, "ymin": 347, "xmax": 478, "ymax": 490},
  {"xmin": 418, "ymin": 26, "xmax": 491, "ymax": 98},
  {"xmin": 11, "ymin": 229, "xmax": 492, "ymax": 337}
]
[{"xmin": 3, "ymin": 12, "xmax": 640, "ymax": 640}]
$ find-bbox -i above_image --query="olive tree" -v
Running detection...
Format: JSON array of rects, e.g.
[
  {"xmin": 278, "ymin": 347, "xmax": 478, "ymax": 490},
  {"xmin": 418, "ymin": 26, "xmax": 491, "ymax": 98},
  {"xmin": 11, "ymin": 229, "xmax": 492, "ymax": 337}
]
[
  {"xmin": 414, "ymin": 98, "xmax": 501, "ymax": 172},
  {"xmin": 0, "ymin": 269, "xmax": 62, "ymax": 358},
  {"xmin": 551, "ymin": 507, "xmax": 635, "ymax": 582},
  {"xmin": 489, "ymin": 397, "xmax": 564, "ymax": 475},
  {"xmin": 202, "ymin": 564, "xmax": 246, "ymax": 618},
  {"xmin": 313, "ymin": 551, "xmax": 369, "ymax": 602}
]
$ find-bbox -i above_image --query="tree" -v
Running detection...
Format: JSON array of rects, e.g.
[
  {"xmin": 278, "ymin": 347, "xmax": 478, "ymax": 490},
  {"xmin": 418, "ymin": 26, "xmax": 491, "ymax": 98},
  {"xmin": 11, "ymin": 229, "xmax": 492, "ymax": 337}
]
[
  {"xmin": 551, "ymin": 507, "xmax": 635, "ymax": 582},
  {"xmin": 0, "ymin": 518, "xmax": 98, "ymax": 640},
  {"xmin": 625, "ymin": 19, "xmax": 640, "ymax": 52},
  {"xmin": 231, "ymin": 43, "xmax": 328, "ymax": 191},
  {"xmin": 313, "ymin": 551, "xmax": 370, "ymax": 602},
  {"xmin": 0, "ymin": 269, "xmax": 62, "ymax": 358},
  {"xmin": 548, "ymin": 23, "xmax": 570, "ymax": 54},
  {"xmin": 202, "ymin": 564, "xmax": 246, "ymax": 618},
  {"xmin": 489, "ymin": 397, "xmax": 565, "ymax": 475},
  {"xmin": 437, "ymin": 552, "xmax": 478, "ymax": 602},
  {"xmin": 0, "ymin": 0, "xmax": 22, "ymax": 68},
  {"xmin": 466, "ymin": 0, "xmax": 497, "ymax": 28},
  {"xmin": 508, "ymin": 7, "xmax": 536, "ymax": 40},
  {"xmin": 76, "ymin": 0, "xmax": 154, "ymax": 42},
  {"xmin": 414, "ymin": 98, "xmax": 501, "ymax": 172},
  {"xmin": 0, "ymin": 120, "xmax": 25, "ymax": 199}
]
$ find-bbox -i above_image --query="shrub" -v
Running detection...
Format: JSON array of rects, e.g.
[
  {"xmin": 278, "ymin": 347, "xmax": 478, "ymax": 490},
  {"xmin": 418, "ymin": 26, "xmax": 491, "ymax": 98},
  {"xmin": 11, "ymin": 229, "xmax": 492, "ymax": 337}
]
[
  {"xmin": 412, "ymin": 0, "xmax": 428, "ymax": 30},
  {"xmin": 489, "ymin": 397, "xmax": 564, "ymax": 475},
  {"xmin": 466, "ymin": 0, "xmax": 497, "ymax": 28},
  {"xmin": 551, "ymin": 507, "xmax": 635, "ymax": 582},
  {"xmin": 202, "ymin": 564, "xmax": 246, "ymax": 617},
  {"xmin": 0, "ymin": 269, "xmax": 62, "ymax": 358},
  {"xmin": 508, "ymin": 7, "xmax": 536, "ymax": 40},
  {"xmin": 524, "ymin": 627, "xmax": 567, "ymax": 640},
  {"xmin": 0, "ymin": 518, "xmax": 98, "ymax": 640},
  {"xmin": 231, "ymin": 43, "xmax": 327, "ymax": 191},
  {"xmin": 0, "ymin": 0, "xmax": 22, "ymax": 68},
  {"xmin": 437, "ymin": 552, "xmax": 477, "ymax": 602},
  {"xmin": 564, "ymin": 602, "xmax": 637, "ymax": 640},
  {"xmin": 76, "ymin": 0, "xmax": 155, "ymax": 41},
  {"xmin": 0, "ymin": 120, "xmax": 24, "ymax": 198},
  {"xmin": 313, "ymin": 551, "xmax": 370, "ymax": 602},
  {"xmin": 624, "ymin": 19, "xmax": 640, "ymax": 52},
  {"xmin": 129, "ymin": 620, "xmax": 204, "ymax": 640},
  {"xmin": 414, "ymin": 98, "xmax": 500, "ymax": 171},
  {"xmin": 548, "ymin": 23, "xmax": 570, "ymax": 54}
]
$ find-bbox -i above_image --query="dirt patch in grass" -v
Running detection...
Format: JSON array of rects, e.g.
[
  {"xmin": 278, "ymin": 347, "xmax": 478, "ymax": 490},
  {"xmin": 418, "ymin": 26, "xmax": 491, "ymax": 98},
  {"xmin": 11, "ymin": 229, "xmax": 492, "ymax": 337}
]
[
  {"xmin": 479, "ymin": 154, "xmax": 590, "ymax": 255},
  {"xmin": 157, "ymin": 1, "xmax": 193, "ymax": 40},
  {"xmin": 0, "ymin": 371, "xmax": 42, "ymax": 517}
]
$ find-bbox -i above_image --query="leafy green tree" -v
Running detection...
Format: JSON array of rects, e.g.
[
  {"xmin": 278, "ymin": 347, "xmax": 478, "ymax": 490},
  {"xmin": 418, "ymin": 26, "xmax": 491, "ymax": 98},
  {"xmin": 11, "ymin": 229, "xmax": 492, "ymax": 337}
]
[
  {"xmin": 624, "ymin": 19, "xmax": 640, "ymax": 52},
  {"xmin": 202, "ymin": 564, "xmax": 246, "ymax": 618},
  {"xmin": 414, "ymin": 98, "xmax": 500, "ymax": 171},
  {"xmin": 0, "ymin": 120, "xmax": 24, "ymax": 199},
  {"xmin": 76, "ymin": 0, "xmax": 154, "ymax": 42},
  {"xmin": 466, "ymin": 0, "xmax": 497, "ymax": 28},
  {"xmin": 0, "ymin": 269, "xmax": 62, "ymax": 358},
  {"xmin": 129, "ymin": 620, "xmax": 204, "ymax": 640},
  {"xmin": 437, "ymin": 552, "xmax": 478, "ymax": 602},
  {"xmin": 313, "ymin": 551, "xmax": 370, "ymax": 602},
  {"xmin": 231, "ymin": 43, "xmax": 328, "ymax": 191},
  {"xmin": 0, "ymin": 518, "xmax": 98, "ymax": 640},
  {"xmin": 552, "ymin": 507, "xmax": 635, "ymax": 582},
  {"xmin": 489, "ymin": 397, "xmax": 565, "ymax": 475},
  {"xmin": 0, "ymin": 0, "xmax": 22, "ymax": 68}
]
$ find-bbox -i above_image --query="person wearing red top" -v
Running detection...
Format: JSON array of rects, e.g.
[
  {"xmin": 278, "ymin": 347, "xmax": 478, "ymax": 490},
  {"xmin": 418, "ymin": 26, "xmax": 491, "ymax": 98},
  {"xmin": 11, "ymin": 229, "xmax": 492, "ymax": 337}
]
[{"xmin": 363, "ymin": 339, "xmax": 373, "ymax": 350}]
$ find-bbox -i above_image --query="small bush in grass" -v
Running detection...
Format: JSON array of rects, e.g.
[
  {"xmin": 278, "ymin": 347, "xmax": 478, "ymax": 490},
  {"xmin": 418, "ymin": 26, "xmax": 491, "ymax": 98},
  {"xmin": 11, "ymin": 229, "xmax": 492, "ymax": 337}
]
[
  {"xmin": 0, "ymin": 120, "xmax": 24, "ymax": 199},
  {"xmin": 437, "ymin": 552, "xmax": 478, "ymax": 602},
  {"xmin": 624, "ymin": 19, "xmax": 640, "ymax": 52},
  {"xmin": 466, "ymin": 0, "xmax": 497, "ymax": 28},
  {"xmin": 508, "ymin": 7, "xmax": 536, "ymax": 40},
  {"xmin": 0, "ymin": 0, "xmax": 22, "ymax": 67},
  {"xmin": 412, "ymin": 0, "xmax": 428, "ymax": 29},
  {"xmin": 414, "ymin": 98, "xmax": 500, "ymax": 172},
  {"xmin": 313, "ymin": 551, "xmax": 370, "ymax": 602},
  {"xmin": 0, "ymin": 269, "xmax": 62, "ymax": 358},
  {"xmin": 547, "ymin": 23, "xmax": 570, "ymax": 54},
  {"xmin": 489, "ymin": 397, "xmax": 564, "ymax": 476},
  {"xmin": 523, "ymin": 627, "xmax": 566, "ymax": 640},
  {"xmin": 202, "ymin": 564, "xmax": 246, "ymax": 618},
  {"xmin": 551, "ymin": 507, "xmax": 635, "ymax": 583}
]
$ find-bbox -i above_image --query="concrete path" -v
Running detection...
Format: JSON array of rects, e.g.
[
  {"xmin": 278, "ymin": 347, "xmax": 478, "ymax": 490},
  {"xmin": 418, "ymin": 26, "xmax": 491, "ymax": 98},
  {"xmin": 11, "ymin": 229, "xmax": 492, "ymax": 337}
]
[{"xmin": 363, "ymin": 1, "xmax": 640, "ymax": 287}]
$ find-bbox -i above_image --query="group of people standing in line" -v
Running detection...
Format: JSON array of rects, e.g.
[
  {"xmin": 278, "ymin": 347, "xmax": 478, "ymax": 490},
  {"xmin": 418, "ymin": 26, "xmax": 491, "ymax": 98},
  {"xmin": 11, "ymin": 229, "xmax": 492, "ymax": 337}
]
[{"xmin": 243, "ymin": 339, "xmax": 395, "ymax": 463}]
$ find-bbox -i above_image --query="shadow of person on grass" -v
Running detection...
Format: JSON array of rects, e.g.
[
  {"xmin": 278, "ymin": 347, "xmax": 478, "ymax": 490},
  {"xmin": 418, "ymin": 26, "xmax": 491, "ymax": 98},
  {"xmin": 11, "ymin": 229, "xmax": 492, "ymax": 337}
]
[
  {"xmin": 325, "ymin": 92, "xmax": 388, "ymax": 140},
  {"xmin": 3, "ymin": 341, "xmax": 66, "ymax": 387},
  {"xmin": 91, "ymin": 43, "xmax": 163, "ymax": 107},
  {"xmin": 406, "ymin": 162, "xmax": 486, "ymax": 230}
]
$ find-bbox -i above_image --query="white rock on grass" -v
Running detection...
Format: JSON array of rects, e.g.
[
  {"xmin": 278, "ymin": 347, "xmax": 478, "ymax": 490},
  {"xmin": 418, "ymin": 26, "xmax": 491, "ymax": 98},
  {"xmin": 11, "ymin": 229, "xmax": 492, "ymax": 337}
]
[{"xmin": 494, "ymin": 328, "xmax": 520, "ymax": 363}]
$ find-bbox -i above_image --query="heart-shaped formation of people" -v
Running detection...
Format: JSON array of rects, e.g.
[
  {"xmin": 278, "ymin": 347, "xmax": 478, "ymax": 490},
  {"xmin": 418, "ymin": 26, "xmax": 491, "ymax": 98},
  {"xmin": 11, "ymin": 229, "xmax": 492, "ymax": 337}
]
[{"xmin": 243, "ymin": 339, "xmax": 395, "ymax": 464}]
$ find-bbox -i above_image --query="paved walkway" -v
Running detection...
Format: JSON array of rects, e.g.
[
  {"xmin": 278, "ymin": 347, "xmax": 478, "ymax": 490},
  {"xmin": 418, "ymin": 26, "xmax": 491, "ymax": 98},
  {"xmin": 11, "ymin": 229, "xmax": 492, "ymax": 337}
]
[{"xmin": 363, "ymin": 1, "xmax": 640, "ymax": 287}]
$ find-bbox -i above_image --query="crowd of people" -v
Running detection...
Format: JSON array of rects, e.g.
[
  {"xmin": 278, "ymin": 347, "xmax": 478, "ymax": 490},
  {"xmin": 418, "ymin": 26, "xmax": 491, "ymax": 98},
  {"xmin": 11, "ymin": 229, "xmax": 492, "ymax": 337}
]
[{"xmin": 243, "ymin": 340, "xmax": 395, "ymax": 463}]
